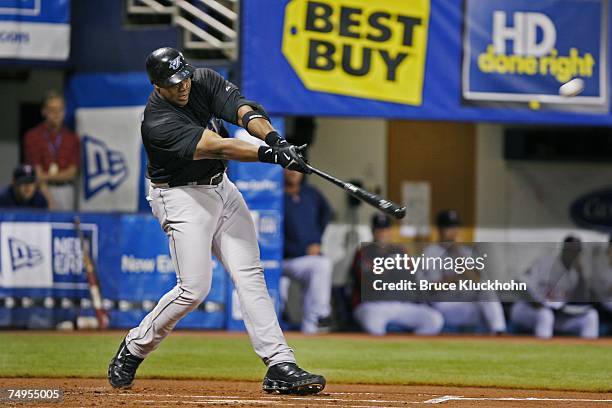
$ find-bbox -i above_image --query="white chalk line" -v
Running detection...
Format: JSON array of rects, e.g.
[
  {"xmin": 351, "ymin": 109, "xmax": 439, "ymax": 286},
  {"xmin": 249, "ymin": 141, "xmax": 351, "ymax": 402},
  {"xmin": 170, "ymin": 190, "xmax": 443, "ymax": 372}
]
[
  {"xmin": 423, "ymin": 395, "xmax": 612, "ymax": 404},
  {"xmin": 260, "ymin": 395, "xmax": 420, "ymax": 404}
]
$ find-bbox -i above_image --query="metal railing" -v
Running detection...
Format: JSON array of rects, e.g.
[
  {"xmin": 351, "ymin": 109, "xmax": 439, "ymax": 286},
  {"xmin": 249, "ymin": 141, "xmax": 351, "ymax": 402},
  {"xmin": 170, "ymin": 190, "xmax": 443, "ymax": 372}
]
[
  {"xmin": 126, "ymin": 0, "xmax": 238, "ymax": 60},
  {"xmin": 126, "ymin": 0, "xmax": 175, "ymax": 14}
]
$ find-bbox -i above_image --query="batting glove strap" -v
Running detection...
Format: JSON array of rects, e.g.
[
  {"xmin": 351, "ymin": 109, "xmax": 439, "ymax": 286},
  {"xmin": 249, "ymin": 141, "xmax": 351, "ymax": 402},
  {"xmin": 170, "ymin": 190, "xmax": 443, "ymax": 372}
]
[{"xmin": 265, "ymin": 131, "xmax": 288, "ymax": 147}]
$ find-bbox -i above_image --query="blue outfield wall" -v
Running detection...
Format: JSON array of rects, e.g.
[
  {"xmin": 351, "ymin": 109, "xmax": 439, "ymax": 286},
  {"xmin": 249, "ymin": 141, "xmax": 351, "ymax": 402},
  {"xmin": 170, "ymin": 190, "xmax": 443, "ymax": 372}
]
[
  {"xmin": 0, "ymin": 211, "xmax": 226, "ymax": 329},
  {"xmin": 0, "ymin": 182, "xmax": 282, "ymax": 330}
]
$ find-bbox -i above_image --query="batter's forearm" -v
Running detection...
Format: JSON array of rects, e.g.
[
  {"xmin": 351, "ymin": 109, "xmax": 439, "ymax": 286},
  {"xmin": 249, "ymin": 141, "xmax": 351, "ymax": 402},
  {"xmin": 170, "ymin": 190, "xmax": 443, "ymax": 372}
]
[
  {"xmin": 194, "ymin": 137, "xmax": 259, "ymax": 161},
  {"xmin": 237, "ymin": 105, "xmax": 275, "ymax": 141}
]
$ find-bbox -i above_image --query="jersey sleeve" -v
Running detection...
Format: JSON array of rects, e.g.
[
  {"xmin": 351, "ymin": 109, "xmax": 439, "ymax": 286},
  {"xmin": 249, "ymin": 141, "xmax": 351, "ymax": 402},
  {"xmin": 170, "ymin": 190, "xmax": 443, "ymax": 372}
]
[
  {"xmin": 145, "ymin": 117, "xmax": 204, "ymax": 160},
  {"xmin": 197, "ymin": 69, "xmax": 247, "ymax": 125}
]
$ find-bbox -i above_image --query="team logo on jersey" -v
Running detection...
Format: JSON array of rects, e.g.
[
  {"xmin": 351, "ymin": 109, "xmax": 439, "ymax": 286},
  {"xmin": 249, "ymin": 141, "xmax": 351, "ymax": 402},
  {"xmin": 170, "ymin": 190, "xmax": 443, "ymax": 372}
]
[
  {"xmin": 8, "ymin": 237, "xmax": 43, "ymax": 271},
  {"xmin": 82, "ymin": 135, "xmax": 129, "ymax": 199},
  {"xmin": 169, "ymin": 55, "xmax": 182, "ymax": 70}
]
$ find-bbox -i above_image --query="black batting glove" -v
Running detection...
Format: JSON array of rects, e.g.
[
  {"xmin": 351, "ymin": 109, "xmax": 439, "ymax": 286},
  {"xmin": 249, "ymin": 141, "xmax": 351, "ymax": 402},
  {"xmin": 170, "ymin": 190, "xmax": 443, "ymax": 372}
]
[
  {"xmin": 258, "ymin": 144, "xmax": 311, "ymax": 174},
  {"xmin": 265, "ymin": 131, "xmax": 289, "ymax": 147}
]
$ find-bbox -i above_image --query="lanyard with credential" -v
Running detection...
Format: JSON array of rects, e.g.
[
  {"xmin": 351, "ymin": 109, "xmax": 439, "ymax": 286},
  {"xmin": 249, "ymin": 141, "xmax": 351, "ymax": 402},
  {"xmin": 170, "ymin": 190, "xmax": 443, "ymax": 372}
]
[{"xmin": 43, "ymin": 129, "xmax": 64, "ymax": 162}]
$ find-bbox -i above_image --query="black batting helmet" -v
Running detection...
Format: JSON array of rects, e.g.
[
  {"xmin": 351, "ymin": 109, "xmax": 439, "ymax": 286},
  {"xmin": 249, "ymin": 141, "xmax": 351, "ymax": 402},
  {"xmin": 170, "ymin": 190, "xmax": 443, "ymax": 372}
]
[{"xmin": 145, "ymin": 47, "xmax": 195, "ymax": 88}]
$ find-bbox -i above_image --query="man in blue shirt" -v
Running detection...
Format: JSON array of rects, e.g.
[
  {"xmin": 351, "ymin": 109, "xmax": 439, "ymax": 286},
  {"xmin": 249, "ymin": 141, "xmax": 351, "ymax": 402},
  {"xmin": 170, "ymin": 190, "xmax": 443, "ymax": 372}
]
[
  {"xmin": 0, "ymin": 165, "xmax": 49, "ymax": 209},
  {"xmin": 284, "ymin": 169, "xmax": 333, "ymax": 333}
]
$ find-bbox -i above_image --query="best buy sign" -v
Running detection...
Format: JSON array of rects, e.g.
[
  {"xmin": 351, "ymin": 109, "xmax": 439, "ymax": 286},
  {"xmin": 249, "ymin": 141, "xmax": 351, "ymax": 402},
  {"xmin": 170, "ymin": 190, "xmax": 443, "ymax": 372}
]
[{"xmin": 282, "ymin": 0, "xmax": 430, "ymax": 105}]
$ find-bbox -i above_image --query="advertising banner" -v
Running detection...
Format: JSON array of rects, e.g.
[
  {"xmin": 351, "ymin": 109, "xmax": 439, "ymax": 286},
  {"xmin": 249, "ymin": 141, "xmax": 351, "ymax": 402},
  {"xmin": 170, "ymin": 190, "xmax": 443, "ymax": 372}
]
[
  {"xmin": 0, "ymin": 212, "xmax": 226, "ymax": 329},
  {"xmin": 67, "ymin": 72, "xmax": 151, "ymax": 212},
  {"xmin": 241, "ymin": 0, "xmax": 612, "ymax": 125},
  {"xmin": 463, "ymin": 0, "xmax": 608, "ymax": 110},
  {"xmin": 282, "ymin": 0, "xmax": 430, "ymax": 106},
  {"xmin": 0, "ymin": 0, "xmax": 70, "ymax": 61}
]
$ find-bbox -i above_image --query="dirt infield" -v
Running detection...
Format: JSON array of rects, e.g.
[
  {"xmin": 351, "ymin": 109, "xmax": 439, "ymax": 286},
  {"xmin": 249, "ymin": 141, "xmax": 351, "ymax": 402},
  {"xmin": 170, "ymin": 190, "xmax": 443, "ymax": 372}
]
[{"xmin": 1, "ymin": 378, "xmax": 611, "ymax": 407}]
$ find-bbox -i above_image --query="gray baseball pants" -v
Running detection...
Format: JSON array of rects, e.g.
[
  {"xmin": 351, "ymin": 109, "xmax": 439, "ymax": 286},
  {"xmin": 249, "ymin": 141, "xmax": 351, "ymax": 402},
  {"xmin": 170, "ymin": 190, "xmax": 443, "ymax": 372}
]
[
  {"xmin": 510, "ymin": 301, "xmax": 599, "ymax": 339},
  {"xmin": 125, "ymin": 174, "xmax": 296, "ymax": 366}
]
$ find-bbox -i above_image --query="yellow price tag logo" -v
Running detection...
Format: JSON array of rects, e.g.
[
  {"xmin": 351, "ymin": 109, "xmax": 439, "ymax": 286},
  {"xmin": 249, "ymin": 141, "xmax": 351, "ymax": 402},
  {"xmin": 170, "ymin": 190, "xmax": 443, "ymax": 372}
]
[{"xmin": 283, "ymin": 0, "xmax": 430, "ymax": 105}]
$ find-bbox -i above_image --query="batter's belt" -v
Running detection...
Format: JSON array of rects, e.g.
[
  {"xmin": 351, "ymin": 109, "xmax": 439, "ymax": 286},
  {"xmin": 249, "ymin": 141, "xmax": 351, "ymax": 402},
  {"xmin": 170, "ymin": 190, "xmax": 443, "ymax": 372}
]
[{"xmin": 152, "ymin": 171, "xmax": 224, "ymax": 188}]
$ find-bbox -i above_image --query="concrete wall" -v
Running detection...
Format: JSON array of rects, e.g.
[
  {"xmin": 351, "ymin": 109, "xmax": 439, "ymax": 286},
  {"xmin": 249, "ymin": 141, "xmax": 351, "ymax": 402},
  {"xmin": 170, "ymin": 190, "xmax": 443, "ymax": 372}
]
[
  {"xmin": 475, "ymin": 123, "xmax": 610, "ymax": 242},
  {"xmin": 308, "ymin": 117, "xmax": 387, "ymax": 225}
]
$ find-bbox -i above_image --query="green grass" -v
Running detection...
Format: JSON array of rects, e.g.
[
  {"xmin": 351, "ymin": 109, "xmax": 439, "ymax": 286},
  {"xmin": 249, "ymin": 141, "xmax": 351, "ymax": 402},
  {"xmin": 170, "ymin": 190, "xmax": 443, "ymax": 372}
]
[{"xmin": 0, "ymin": 333, "xmax": 611, "ymax": 392}]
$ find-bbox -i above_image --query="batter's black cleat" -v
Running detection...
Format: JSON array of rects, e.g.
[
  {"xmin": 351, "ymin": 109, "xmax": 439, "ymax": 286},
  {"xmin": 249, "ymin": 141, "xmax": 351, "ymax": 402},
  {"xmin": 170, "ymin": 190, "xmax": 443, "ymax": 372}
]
[
  {"xmin": 108, "ymin": 339, "xmax": 143, "ymax": 389},
  {"xmin": 262, "ymin": 362, "xmax": 325, "ymax": 395}
]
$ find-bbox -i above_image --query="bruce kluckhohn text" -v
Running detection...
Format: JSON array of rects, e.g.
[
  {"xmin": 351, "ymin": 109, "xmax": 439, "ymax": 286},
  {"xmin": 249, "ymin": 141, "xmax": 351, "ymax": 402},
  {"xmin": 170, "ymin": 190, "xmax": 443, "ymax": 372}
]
[{"xmin": 369, "ymin": 253, "xmax": 527, "ymax": 293}]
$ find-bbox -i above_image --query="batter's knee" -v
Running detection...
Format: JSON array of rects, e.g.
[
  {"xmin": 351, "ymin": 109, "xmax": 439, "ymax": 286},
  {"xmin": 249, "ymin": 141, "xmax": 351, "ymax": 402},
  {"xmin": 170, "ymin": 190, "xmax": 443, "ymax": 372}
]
[{"xmin": 179, "ymin": 279, "xmax": 212, "ymax": 309}]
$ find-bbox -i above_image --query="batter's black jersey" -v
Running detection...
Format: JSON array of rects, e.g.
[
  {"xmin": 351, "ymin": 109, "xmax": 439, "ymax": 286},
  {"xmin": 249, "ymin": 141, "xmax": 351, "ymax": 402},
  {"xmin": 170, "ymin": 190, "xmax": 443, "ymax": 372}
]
[{"xmin": 142, "ymin": 68, "xmax": 247, "ymax": 184}]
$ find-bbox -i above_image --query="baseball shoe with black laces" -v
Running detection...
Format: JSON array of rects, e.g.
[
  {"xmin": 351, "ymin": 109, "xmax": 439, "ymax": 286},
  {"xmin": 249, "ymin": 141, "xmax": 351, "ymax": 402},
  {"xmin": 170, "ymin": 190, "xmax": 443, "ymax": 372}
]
[
  {"xmin": 262, "ymin": 362, "xmax": 325, "ymax": 395},
  {"xmin": 108, "ymin": 339, "xmax": 143, "ymax": 389}
]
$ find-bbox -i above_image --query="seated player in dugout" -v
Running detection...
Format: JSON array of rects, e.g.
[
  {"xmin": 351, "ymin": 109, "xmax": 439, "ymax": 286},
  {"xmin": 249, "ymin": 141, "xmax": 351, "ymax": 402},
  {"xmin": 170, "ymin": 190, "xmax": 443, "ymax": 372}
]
[
  {"xmin": 511, "ymin": 236, "xmax": 599, "ymax": 339},
  {"xmin": 592, "ymin": 236, "xmax": 612, "ymax": 323},
  {"xmin": 283, "ymin": 168, "xmax": 334, "ymax": 334},
  {"xmin": 422, "ymin": 210, "xmax": 507, "ymax": 334},
  {"xmin": 108, "ymin": 47, "xmax": 326, "ymax": 395},
  {"xmin": 0, "ymin": 164, "xmax": 51, "ymax": 209},
  {"xmin": 350, "ymin": 213, "xmax": 444, "ymax": 336}
]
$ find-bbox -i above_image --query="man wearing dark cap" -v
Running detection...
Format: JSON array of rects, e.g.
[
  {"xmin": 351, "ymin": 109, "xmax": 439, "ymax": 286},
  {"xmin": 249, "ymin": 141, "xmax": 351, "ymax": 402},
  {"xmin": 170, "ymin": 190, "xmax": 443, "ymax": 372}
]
[
  {"xmin": 349, "ymin": 213, "xmax": 444, "ymax": 336},
  {"xmin": 0, "ymin": 165, "xmax": 49, "ymax": 209},
  {"xmin": 422, "ymin": 209, "xmax": 507, "ymax": 334},
  {"xmin": 108, "ymin": 47, "xmax": 325, "ymax": 395}
]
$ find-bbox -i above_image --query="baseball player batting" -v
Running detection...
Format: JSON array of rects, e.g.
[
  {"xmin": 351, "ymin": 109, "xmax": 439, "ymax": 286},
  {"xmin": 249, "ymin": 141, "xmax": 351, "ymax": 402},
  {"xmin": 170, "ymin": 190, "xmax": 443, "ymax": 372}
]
[{"xmin": 107, "ymin": 47, "xmax": 325, "ymax": 395}]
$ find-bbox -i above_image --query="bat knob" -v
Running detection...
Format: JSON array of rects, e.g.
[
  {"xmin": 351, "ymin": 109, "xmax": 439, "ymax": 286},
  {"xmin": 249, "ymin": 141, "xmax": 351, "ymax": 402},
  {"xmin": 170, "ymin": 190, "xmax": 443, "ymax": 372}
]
[{"xmin": 394, "ymin": 206, "xmax": 407, "ymax": 219}]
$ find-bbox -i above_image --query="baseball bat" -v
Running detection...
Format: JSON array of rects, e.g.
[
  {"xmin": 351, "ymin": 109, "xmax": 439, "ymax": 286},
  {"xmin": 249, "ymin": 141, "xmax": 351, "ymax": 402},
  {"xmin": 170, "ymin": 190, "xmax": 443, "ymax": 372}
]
[
  {"xmin": 307, "ymin": 164, "xmax": 406, "ymax": 219},
  {"xmin": 74, "ymin": 216, "xmax": 109, "ymax": 330}
]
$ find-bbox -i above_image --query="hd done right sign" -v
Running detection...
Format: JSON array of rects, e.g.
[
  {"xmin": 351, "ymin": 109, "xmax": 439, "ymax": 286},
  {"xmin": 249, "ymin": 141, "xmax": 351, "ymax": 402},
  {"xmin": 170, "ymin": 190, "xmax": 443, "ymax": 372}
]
[
  {"xmin": 462, "ymin": 0, "xmax": 608, "ymax": 108},
  {"xmin": 282, "ymin": 0, "xmax": 430, "ymax": 106}
]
